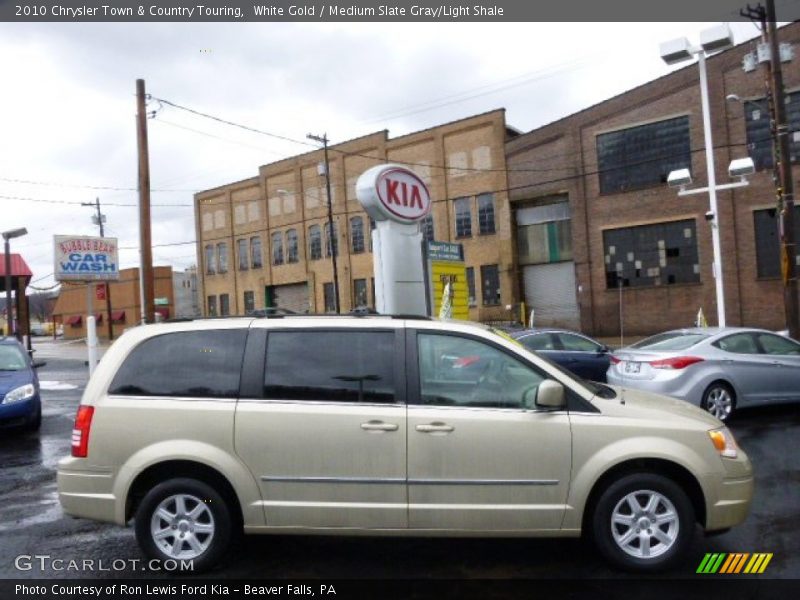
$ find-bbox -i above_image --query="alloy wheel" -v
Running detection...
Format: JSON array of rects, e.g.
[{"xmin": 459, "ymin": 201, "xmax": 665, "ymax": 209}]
[
  {"xmin": 149, "ymin": 493, "xmax": 215, "ymax": 560},
  {"xmin": 610, "ymin": 490, "xmax": 679, "ymax": 559}
]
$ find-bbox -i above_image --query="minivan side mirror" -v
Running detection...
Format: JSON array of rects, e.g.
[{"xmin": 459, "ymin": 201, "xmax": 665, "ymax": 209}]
[{"xmin": 535, "ymin": 380, "xmax": 566, "ymax": 409}]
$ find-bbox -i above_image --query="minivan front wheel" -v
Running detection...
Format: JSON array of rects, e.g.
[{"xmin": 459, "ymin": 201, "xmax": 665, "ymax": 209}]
[
  {"xmin": 134, "ymin": 478, "xmax": 232, "ymax": 572},
  {"xmin": 592, "ymin": 473, "xmax": 695, "ymax": 571}
]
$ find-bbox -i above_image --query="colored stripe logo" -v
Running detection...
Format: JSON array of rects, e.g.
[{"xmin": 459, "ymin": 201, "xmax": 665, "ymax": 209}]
[{"xmin": 697, "ymin": 553, "xmax": 773, "ymax": 574}]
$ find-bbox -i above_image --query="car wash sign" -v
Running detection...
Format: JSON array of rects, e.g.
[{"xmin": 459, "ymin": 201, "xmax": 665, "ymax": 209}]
[{"xmin": 54, "ymin": 235, "xmax": 120, "ymax": 282}]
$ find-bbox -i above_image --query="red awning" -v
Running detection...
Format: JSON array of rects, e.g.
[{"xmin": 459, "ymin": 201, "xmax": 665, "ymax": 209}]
[
  {"xmin": 67, "ymin": 315, "xmax": 82, "ymax": 326},
  {"xmin": 0, "ymin": 254, "xmax": 33, "ymax": 278},
  {"xmin": 111, "ymin": 310, "xmax": 126, "ymax": 323},
  {"xmin": 94, "ymin": 313, "xmax": 103, "ymax": 324}
]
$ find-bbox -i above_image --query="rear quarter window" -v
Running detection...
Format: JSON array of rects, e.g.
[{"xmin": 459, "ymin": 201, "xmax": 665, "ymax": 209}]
[{"xmin": 108, "ymin": 330, "xmax": 248, "ymax": 398}]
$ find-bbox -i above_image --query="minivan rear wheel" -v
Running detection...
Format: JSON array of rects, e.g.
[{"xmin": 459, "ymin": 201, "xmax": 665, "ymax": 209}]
[
  {"xmin": 134, "ymin": 478, "xmax": 232, "ymax": 572},
  {"xmin": 592, "ymin": 473, "xmax": 695, "ymax": 571}
]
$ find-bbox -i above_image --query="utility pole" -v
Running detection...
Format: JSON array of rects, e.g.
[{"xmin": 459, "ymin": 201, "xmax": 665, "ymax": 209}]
[
  {"xmin": 82, "ymin": 197, "xmax": 114, "ymax": 340},
  {"xmin": 765, "ymin": 0, "xmax": 799, "ymax": 340},
  {"xmin": 743, "ymin": 2, "xmax": 799, "ymax": 338},
  {"xmin": 135, "ymin": 79, "xmax": 155, "ymax": 324},
  {"xmin": 307, "ymin": 132, "xmax": 340, "ymax": 313}
]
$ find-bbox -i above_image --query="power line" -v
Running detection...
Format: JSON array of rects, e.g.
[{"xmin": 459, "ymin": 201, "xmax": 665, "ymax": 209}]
[{"xmin": 0, "ymin": 175, "xmax": 198, "ymax": 193}]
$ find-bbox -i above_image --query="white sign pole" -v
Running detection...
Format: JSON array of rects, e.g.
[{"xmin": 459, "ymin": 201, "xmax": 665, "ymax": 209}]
[
  {"xmin": 357, "ymin": 164, "xmax": 431, "ymax": 316},
  {"xmin": 86, "ymin": 283, "xmax": 97, "ymax": 376}
]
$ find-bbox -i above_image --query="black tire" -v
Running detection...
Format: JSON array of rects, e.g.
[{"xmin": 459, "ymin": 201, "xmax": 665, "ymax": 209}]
[
  {"xmin": 134, "ymin": 478, "xmax": 232, "ymax": 573},
  {"xmin": 592, "ymin": 473, "xmax": 695, "ymax": 572},
  {"xmin": 702, "ymin": 382, "xmax": 736, "ymax": 422}
]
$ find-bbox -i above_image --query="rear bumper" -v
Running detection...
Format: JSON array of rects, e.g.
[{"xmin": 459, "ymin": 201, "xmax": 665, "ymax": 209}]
[{"xmin": 57, "ymin": 457, "xmax": 119, "ymax": 524}]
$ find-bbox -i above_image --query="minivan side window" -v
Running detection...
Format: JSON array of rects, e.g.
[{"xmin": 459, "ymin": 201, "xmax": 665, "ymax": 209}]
[
  {"xmin": 108, "ymin": 330, "xmax": 248, "ymax": 398},
  {"xmin": 263, "ymin": 330, "xmax": 396, "ymax": 403},
  {"xmin": 416, "ymin": 333, "xmax": 545, "ymax": 409}
]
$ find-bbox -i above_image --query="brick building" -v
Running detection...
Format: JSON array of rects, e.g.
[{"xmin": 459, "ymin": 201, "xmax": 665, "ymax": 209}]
[
  {"xmin": 196, "ymin": 110, "xmax": 521, "ymax": 321},
  {"xmin": 52, "ymin": 266, "xmax": 178, "ymax": 339},
  {"xmin": 506, "ymin": 22, "xmax": 800, "ymax": 335}
]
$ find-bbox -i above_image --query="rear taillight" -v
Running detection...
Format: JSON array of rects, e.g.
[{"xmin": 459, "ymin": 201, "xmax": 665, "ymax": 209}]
[
  {"xmin": 610, "ymin": 356, "xmax": 621, "ymax": 364},
  {"xmin": 649, "ymin": 356, "xmax": 704, "ymax": 370},
  {"xmin": 71, "ymin": 406, "xmax": 95, "ymax": 458}
]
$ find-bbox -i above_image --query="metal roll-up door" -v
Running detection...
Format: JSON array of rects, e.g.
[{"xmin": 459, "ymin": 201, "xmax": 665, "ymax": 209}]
[
  {"xmin": 273, "ymin": 283, "xmax": 309, "ymax": 314},
  {"xmin": 522, "ymin": 262, "xmax": 580, "ymax": 329}
]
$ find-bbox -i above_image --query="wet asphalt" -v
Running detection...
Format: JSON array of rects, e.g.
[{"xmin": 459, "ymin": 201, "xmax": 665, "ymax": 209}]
[{"xmin": 0, "ymin": 352, "xmax": 798, "ymax": 580}]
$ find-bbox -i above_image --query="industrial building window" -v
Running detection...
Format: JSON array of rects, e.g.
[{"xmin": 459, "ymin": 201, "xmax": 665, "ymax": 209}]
[
  {"xmin": 754, "ymin": 207, "xmax": 800, "ymax": 278},
  {"xmin": 309, "ymin": 225, "xmax": 322, "ymax": 260},
  {"xmin": 466, "ymin": 267, "xmax": 476, "ymax": 307},
  {"xmin": 217, "ymin": 243, "xmax": 228, "ymax": 274},
  {"xmin": 204, "ymin": 244, "xmax": 215, "ymax": 275},
  {"xmin": 325, "ymin": 221, "xmax": 339, "ymax": 257},
  {"xmin": 207, "ymin": 296, "xmax": 217, "ymax": 317},
  {"xmin": 420, "ymin": 213, "xmax": 435, "ymax": 242},
  {"xmin": 219, "ymin": 293, "xmax": 230, "ymax": 316},
  {"xmin": 603, "ymin": 219, "xmax": 700, "ymax": 288},
  {"xmin": 237, "ymin": 239, "xmax": 249, "ymax": 271},
  {"xmin": 350, "ymin": 217, "xmax": 365, "ymax": 254},
  {"xmin": 323, "ymin": 283, "xmax": 336, "ymax": 313},
  {"xmin": 243, "ymin": 291, "xmax": 255, "ymax": 314},
  {"xmin": 477, "ymin": 193, "xmax": 496, "ymax": 234},
  {"xmin": 597, "ymin": 116, "xmax": 691, "ymax": 194},
  {"xmin": 455, "ymin": 197, "xmax": 472, "ymax": 238},
  {"xmin": 481, "ymin": 264, "xmax": 500, "ymax": 306},
  {"xmin": 251, "ymin": 236, "xmax": 262, "ymax": 269},
  {"xmin": 353, "ymin": 278, "xmax": 368, "ymax": 308},
  {"xmin": 369, "ymin": 218, "xmax": 376, "ymax": 252},
  {"xmin": 286, "ymin": 229, "xmax": 299, "ymax": 263},
  {"xmin": 271, "ymin": 231, "xmax": 284, "ymax": 265},
  {"xmin": 744, "ymin": 93, "xmax": 800, "ymax": 171}
]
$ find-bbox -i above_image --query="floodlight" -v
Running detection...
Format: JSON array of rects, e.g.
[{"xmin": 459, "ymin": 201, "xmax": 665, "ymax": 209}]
[
  {"xmin": 660, "ymin": 37, "xmax": 693, "ymax": 65},
  {"xmin": 700, "ymin": 24, "xmax": 734, "ymax": 54},
  {"xmin": 728, "ymin": 157, "xmax": 755, "ymax": 178},
  {"xmin": 667, "ymin": 168, "xmax": 692, "ymax": 188}
]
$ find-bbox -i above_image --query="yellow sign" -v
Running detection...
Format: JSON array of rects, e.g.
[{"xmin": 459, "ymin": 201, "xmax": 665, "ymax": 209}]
[{"xmin": 430, "ymin": 261, "xmax": 469, "ymax": 320}]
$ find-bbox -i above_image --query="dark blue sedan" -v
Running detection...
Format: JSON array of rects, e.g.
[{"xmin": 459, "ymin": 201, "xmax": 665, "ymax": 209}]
[
  {"xmin": 510, "ymin": 328, "xmax": 612, "ymax": 383},
  {"xmin": 0, "ymin": 337, "xmax": 44, "ymax": 431}
]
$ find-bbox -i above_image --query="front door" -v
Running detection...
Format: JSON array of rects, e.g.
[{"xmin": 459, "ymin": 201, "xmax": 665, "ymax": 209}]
[
  {"xmin": 235, "ymin": 327, "xmax": 407, "ymax": 529},
  {"xmin": 407, "ymin": 330, "xmax": 572, "ymax": 531}
]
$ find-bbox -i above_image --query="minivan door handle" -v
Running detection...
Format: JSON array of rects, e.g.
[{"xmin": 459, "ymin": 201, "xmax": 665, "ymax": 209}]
[
  {"xmin": 360, "ymin": 421, "xmax": 399, "ymax": 432},
  {"xmin": 415, "ymin": 423, "xmax": 454, "ymax": 433}
]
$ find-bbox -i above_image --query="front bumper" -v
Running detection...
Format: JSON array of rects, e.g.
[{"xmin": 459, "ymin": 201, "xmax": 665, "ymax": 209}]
[
  {"xmin": 704, "ymin": 453, "xmax": 755, "ymax": 532},
  {"xmin": 0, "ymin": 396, "xmax": 39, "ymax": 425}
]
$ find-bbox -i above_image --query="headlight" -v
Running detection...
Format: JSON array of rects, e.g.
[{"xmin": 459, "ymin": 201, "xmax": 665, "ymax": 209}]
[
  {"xmin": 708, "ymin": 427, "xmax": 738, "ymax": 459},
  {"xmin": 3, "ymin": 384, "xmax": 36, "ymax": 404}
]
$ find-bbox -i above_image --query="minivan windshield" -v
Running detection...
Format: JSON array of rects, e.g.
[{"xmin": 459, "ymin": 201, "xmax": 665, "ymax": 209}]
[
  {"xmin": 0, "ymin": 345, "xmax": 27, "ymax": 371},
  {"xmin": 630, "ymin": 332, "xmax": 710, "ymax": 352}
]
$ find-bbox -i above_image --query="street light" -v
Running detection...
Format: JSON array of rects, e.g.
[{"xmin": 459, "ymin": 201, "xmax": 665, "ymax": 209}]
[
  {"xmin": 660, "ymin": 24, "xmax": 736, "ymax": 328},
  {"xmin": 2, "ymin": 227, "xmax": 28, "ymax": 339}
]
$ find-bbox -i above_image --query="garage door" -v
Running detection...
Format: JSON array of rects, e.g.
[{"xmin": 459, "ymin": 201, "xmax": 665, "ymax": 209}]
[
  {"xmin": 522, "ymin": 262, "xmax": 579, "ymax": 329},
  {"xmin": 272, "ymin": 283, "xmax": 309, "ymax": 314}
]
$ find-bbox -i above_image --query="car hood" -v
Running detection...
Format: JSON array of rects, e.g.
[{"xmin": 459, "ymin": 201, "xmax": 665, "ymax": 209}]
[
  {"xmin": 596, "ymin": 385, "xmax": 722, "ymax": 429},
  {"xmin": 0, "ymin": 370, "xmax": 35, "ymax": 394}
]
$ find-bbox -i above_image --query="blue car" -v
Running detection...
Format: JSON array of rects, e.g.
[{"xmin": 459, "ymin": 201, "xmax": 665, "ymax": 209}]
[
  {"xmin": 0, "ymin": 337, "xmax": 44, "ymax": 431},
  {"xmin": 510, "ymin": 328, "xmax": 612, "ymax": 383}
]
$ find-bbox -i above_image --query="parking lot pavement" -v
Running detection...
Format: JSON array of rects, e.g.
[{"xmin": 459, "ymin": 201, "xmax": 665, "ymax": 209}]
[{"xmin": 1, "ymin": 356, "xmax": 798, "ymax": 580}]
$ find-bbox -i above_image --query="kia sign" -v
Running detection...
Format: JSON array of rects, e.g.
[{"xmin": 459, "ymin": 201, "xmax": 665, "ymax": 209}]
[
  {"xmin": 356, "ymin": 164, "xmax": 431, "ymax": 224},
  {"xmin": 54, "ymin": 235, "xmax": 120, "ymax": 282}
]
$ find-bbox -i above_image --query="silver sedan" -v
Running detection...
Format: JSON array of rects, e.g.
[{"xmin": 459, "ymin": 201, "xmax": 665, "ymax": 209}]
[{"xmin": 606, "ymin": 327, "xmax": 800, "ymax": 421}]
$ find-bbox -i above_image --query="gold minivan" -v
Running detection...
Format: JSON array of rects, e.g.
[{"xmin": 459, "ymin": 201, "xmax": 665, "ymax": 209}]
[{"xmin": 57, "ymin": 315, "xmax": 753, "ymax": 572}]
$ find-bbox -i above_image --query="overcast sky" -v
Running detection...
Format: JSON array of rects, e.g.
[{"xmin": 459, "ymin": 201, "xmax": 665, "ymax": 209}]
[{"xmin": 0, "ymin": 21, "xmax": 766, "ymax": 291}]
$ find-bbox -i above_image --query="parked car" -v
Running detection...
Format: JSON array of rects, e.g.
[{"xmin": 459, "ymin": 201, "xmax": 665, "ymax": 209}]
[
  {"xmin": 0, "ymin": 337, "xmax": 45, "ymax": 431},
  {"xmin": 607, "ymin": 327, "xmax": 800, "ymax": 421},
  {"xmin": 58, "ymin": 315, "xmax": 752, "ymax": 573},
  {"xmin": 510, "ymin": 328, "xmax": 612, "ymax": 382}
]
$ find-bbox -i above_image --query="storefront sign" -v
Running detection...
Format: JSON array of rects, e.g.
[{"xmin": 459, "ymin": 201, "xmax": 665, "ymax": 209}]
[{"xmin": 54, "ymin": 235, "xmax": 120, "ymax": 281}]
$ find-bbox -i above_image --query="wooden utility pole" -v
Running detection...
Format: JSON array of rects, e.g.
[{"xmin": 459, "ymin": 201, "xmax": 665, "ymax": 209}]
[
  {"xmin": 765, "ymin": 1, "xmax": 799, "ymax": 339},
  {"xmin": 82, "ymin": 197, "xmax": 115, "ymax": 340},
  {"xmin": 135, "ymin": 79, "xmax": 155, "ymax": 324}
]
